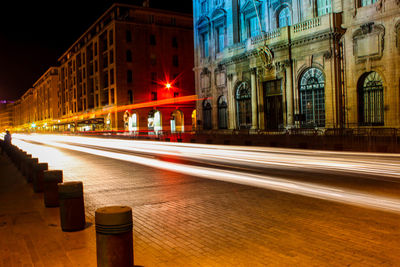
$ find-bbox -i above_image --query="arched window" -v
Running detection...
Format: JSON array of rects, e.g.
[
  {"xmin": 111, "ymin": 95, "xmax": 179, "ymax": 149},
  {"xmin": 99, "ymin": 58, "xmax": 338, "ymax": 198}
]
[
  {"xmin": 123, "ymin": 111, "xmax": 131, "ymax": 130},
  {"xmin": 203, "ymin": 100, "xmax": 212, "ymax": 130},
  {"xmin": 236, "ymin": 82, "xmax": 252, "ymax": 129},
  {"xmin": 148, "ymin": 110, "xmax": 162, "ymax": 133},
  {"xmin": 299, "ymin": 68, "xmax": 325, "ymax": 127},
  {"xmin": 278, "ymin": 7, "xmax": 291, "ymax": 28},
  {"xmin": 171, "ymin": 109, "xmax": 184, "ymax": 133},
  {"xmin": 130, "ymin": 113, "xmax": 138, "ymax": 132},
  {"xmin": 358, "ymin": 72, "xmax": 384, "ymax": 126},
  {"xmin": 218, "ymin": 96, "xmax": 228, "ymax": 129}
]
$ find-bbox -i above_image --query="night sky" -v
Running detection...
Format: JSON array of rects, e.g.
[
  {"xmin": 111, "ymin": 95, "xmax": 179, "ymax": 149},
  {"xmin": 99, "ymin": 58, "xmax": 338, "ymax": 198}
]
[{"xmin": 0, "ymin": 0, "xmax": 192, "ymax": 101}]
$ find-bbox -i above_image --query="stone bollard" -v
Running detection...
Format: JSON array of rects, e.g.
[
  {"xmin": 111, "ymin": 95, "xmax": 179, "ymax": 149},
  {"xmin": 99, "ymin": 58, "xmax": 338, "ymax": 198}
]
[
  {"xmin": 26, "ymin": 158, "xmax": 39, "ymax": 183},
  {"xmin": 95, "ymin": 206, "xmax": 133, "ymax": 267},
  {"xmin": 33, "ymin": 163, "xmax": 48, "ymax": 193},
  {"xmin": 43, "ymin": 170, "xmax": 63, "ymax": 207},
  {"xmin": 58, "ymin": 181, "xmax": 86, "ymax": 231},
  {"xmin": 21, "ymin": 154, "xmax": 32, "ymax": 177}
]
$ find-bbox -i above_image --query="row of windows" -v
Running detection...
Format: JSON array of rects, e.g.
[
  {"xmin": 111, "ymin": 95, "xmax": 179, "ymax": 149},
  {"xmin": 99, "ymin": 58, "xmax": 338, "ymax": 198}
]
[
  {"xmin": 202, "ymin": 69, "xmax": 384, "ymax": 129},
  {"xmin": 199, "ymin": 0, "xmax": 379, "ymax": 58},
  {"xmin": 126, "ymin": 30, "xmax": 179, "ymax": 48}
]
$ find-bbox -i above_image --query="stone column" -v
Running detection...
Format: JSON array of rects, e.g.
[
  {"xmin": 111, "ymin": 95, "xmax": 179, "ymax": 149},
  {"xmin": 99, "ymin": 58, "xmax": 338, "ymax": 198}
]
[
  {"xmin": 285, "ymin": 65, "xmax": 294, "ymax": 126},
  {"xmin": 227, "ymin": 73, "xmax": 236, "ymax": 129},
  {"xmin": 251, "ymin": 68, "xmax": 258, "ymax": 129}
]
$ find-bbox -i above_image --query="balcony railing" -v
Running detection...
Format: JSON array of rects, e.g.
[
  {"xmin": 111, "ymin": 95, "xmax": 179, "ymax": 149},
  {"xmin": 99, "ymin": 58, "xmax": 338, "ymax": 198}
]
[
  {"xmin": 293, "ymin": 17, "xmax": 321, "ymax": 33},
  {"xmin": 251, "ymin": 29, "xmax": 281, "ymax": 45}
]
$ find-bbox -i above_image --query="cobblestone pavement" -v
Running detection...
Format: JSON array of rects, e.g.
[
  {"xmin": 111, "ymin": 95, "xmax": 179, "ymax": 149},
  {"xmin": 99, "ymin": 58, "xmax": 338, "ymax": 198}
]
[{"xmin": 4, "ymin": 140, "xmax": 400, "ymax": 266}]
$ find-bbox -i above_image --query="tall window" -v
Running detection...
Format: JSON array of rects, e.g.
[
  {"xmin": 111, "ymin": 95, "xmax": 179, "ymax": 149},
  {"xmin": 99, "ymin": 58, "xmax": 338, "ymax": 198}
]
[
  {"xmin": 203, "ymin": 100, "xmax": 212, "ymax": 130},
  {"xmin": 128, "ymin": 90, "xmax": 133, "ymax": 104},
  {"xmin": 127, "ymin": 70, "xmax": 133, "ymax": 83},
  {"xmin": 126, "ymin": 50, "xmax": 132, "ymax": 62},
  {"xmin": 126, "ymin": 30, "xmax": 132, "ymax": 42},
  {"xmin": 358, "ymin": 72, "xmax": 384, "ymax": 126},
  {"xmin": 216, "ymin": 26, "xmax": 225, "ymax": 53},
  {"xmin": 317, "ymin": 0, "xmax": 331, "ymax": 16},
  {"xmin": 218, "ymin": 96, "xmax": 228, "ymax": 129},
  {"xmin": 201, "ymin": 32, "xmax": 209, "ymax": 58},
  {"xmin": 201, "ymin": 0, "xmax": 208, "ymax": 14},
  {"xmin": 299, "ymin": 68, "xmax": 325, "ymax": 127},
  {"xmin": 236, "ymin": 82, "xmax": 252, "ymax": 129},
  {"xmin": 278, "ymin": 7, "xmax": 291, "ymax": 28},
  {"xmin": 150, "ymin": 34, "xmax": 156, "ymax": 45},
  {"xmin": 248, "ymin": 16, "xmax": 260, "ymax": 37},
  {"xmin": 361, "ymin": 0, "xmax": 377, "ymax": 7}
]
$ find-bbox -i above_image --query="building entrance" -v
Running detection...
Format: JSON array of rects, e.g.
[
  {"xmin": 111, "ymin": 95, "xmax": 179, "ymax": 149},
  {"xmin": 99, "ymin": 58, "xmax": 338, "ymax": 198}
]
[{"xmin": 263, "ymin": 80, "xmax": 283, "ymax": 129}]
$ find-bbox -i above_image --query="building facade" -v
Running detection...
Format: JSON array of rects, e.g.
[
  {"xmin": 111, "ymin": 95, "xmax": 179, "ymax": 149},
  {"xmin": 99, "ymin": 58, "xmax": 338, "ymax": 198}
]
[
  {"xmin": 57, "ymin": 3, "xmax": 195, "ymax": 134},
  {"xmin": 193, "ymin": 0, "xmax": 400, "ymax": 133}
]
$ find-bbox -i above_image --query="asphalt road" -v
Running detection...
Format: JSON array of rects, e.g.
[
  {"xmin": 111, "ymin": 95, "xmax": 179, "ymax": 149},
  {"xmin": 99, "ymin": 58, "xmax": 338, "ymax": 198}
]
[{"xmin": 10, "ymin": 133, "xmax": 400, "ymax": 266}]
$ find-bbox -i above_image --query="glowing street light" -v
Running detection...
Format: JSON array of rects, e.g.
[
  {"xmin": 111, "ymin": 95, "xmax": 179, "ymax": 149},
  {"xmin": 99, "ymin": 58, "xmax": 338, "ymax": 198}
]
[{"xmin": 166, "ymin": 83, "xmax": 171, "ymax": 89}]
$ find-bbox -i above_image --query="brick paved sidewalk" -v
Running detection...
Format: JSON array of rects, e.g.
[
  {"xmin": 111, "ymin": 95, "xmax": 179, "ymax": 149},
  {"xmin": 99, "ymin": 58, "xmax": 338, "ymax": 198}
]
[{"xmin": 0, "ymin": 154, "xmax": 96, "ymax": 267}]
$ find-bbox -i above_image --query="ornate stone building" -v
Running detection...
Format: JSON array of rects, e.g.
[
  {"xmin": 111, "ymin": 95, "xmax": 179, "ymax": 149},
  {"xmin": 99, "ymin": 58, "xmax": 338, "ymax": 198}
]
[{"xmin": 193, "ymin": 0, "xmax": 400, "ymax": 132}]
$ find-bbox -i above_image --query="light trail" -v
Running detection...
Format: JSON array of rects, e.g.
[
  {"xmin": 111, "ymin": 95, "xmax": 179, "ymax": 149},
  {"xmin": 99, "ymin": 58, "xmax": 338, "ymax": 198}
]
[
  {"xmin": 14, "ymin": 134, "xmax": 400, "ymax": 180},
  {"xmin": 12, "ymin": 133, "xmax": 400, "ymax": 213}
]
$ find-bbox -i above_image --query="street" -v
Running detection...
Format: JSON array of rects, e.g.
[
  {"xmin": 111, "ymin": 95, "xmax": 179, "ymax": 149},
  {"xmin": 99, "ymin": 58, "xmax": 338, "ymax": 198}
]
[{"xmin": 11, "ymin": 134, "xmax": 400, "ymax": 266}]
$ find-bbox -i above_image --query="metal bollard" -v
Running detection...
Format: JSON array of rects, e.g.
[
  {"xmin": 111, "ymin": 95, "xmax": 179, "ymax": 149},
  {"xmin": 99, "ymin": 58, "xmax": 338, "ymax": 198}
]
[
  {"xmin": 26, "ymin": 158, "xmax": 39, "ymax": 183},
  {"xmin": 33, "ymin": 163, "xmax": 48, "ymax": 193},
  {"xmin": 58, "ymin": 181, "xmax": 86, "ymax": 231},
  {"xmin": 43, "ymin": 170, "xmax": 63, "ymax": 207},
  {"xmin": 95, "ymin": 206, "xmax": 133, "ymax": 267}
]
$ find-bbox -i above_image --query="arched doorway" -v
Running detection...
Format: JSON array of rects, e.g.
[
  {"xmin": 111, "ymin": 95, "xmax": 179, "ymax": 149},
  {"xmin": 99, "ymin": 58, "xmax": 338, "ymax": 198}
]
[
  {"xmin": 105, "ymin": 113, "xmax": 112, "ymax": 131},
  {"xmin": 358, "ymin": 72, "xmax": 384, "ymax": 126},
  {"xmin": 129, "ymin": 112, "xmax": 138, "ymax": 132},
  {"xmin": 191, "ymin": 109, "xmax": 197, "ymax": 131},
  {"xmin": 203, "ymin": 99, "xmax": 212, "ymax": 130},
  {"xmin": 123, "ymin": 111, "xmax": 131, "ymax": 131},
  {"xmin": 218, "ymin": 95, "xmax": 228, "ymax": 129},
  {"xmin": 299, "ymin": 68, "xmax": 325, "ymax": 127},
  {"xmin": 236, "ymin": 82, "xmax": 252, "ymax": 129},
  {"xmin": 148, "ymin": 109, "xmax": 162, "ymax": 133},
  {"xmin": 171, "ymin": 109, "xmax": 184, "ymax": 133}
]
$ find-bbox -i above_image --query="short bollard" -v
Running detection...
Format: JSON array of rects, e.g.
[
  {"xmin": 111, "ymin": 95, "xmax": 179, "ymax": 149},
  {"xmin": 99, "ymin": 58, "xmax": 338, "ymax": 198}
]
[
  {"xmin": 21, "ymin": 155, "xmax": 32, "ymax": 177},
  {"xmin": 58, "ymin": 181, "xmax": 86, "ymax": 231},
  {"xmin": 33, "ymin": 163, "xmax": 48, "ymax": 193},
  {"xmin": 43, "ymin": 170, "xmax": 63, "ymax": 207},
  {"xmin": 27, "ymin": 158, "xmax": 39, "ymax": 182},
  {"xmin": 95, "ymin": 206, "xmax": 133, "ymax": 267}
]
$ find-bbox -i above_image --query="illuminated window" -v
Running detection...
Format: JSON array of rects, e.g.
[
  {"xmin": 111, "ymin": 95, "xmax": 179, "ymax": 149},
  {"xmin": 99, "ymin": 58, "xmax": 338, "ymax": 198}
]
[
  {"xmin": 278, "ymin": 7, "xmax": 291, "ymax": 28},
  {"xmin": 201, "ymin": 32, "xmax": 209, "ymax": 58},
  {"xmin": 201, "ymin": 0, "xmax": 208, "ymax": 14},
  {"xmin": 358, "ymin": 72, "xmax": 384, "ymax": 126},
  {"xmin": 300, "ymin": 68, "xmax": 325, "ymax": 127},
  {"xmin": 248, "ymin": 17, "xmax": 260, "ymax": 37},
  {"xmin": 361, "ymin": 0, "xmax": 377, "ymax": 7},
  {"xmin": 216, "ymin": 26, "xmax": 225, "ymax": 53},
  {"xmin": 317, "ymin": 0, "xmax": 331, "ymax": 16}
]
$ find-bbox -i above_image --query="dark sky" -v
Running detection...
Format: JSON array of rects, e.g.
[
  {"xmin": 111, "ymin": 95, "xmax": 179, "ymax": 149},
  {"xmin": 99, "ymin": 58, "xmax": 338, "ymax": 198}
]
[{"xmin": 0, "ymin": 0, "xmax": 192, "ymax": 101}]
